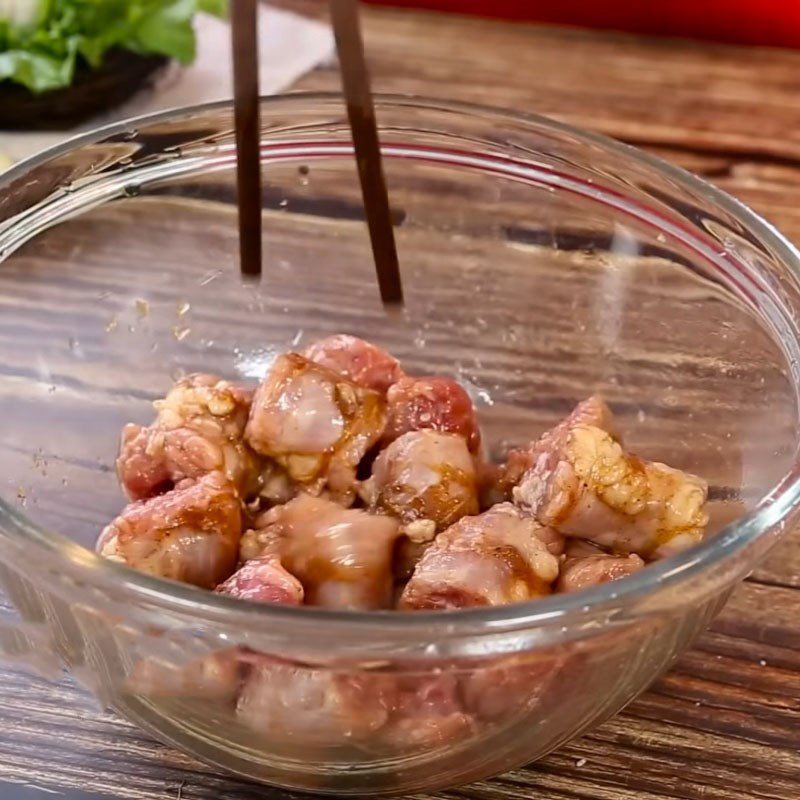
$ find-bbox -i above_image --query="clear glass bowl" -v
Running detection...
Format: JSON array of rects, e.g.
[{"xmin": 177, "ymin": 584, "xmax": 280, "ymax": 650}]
[{"xmin": 0, "ymin": 94, "xmax": 799, "ymax": 795}]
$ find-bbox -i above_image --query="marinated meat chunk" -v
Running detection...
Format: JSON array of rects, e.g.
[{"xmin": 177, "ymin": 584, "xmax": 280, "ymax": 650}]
[
  {"xmin": 305, "ymin": 334, "xmax": 405, "ymax": 394},
  {"xmin": 399, "ymin": 504, "xmax": 560, "ymax": 610},
  {"xmin": 98, "ymin": 472, "xmax": 242, "ymax": 589},
  {"xmin": 461, "ymin": 652, "xmax": 564, "ymax": 722},
  {"xmin": 363, "ymin": 430, "xmax": 479, "ymax": 534},
  {"xmin": 116, "ymin": 424, "xmax": 171, "ymax": 500},
  {"xmin": 513, "ymin": 419, "xmax": 708, "ymax": 559},
  {"xmin": 380, "ymin": 676, "xmax": 475, "ymax": 750},
  {"xmin": 215, "ymin": 555, "xmax": 304, "ymax": 605},
  {"xmin": 117, "ymin": 374, "xmax": 258, "ymax": 501},
  {"xmin": 384, "ymin": 376, "xmax": 481, "ymax": 453},
  {"xmin": 129, "ymin": 648, "xmax": 243, "ymax": 703},
  {"xmin": 242, "ymin": 494, "xmax": 400, "ymax": 610},
  {"xmin": 557, "ymin": 540, "xmax": 645, "ymax": 593},
  {"xmin": 362, "ymin": 430, "xmax": 480, "ymax": 579},
  {"xmin": 237, "ymin": 659, "xmax": 392, "ymax": 744},
  {"xmin": 245, "ymin": 353, "xmax": 385, "ymax": 505},
  {"xmin": 501, "ymin": 395, "xmax": 615, "ymax": 495}
]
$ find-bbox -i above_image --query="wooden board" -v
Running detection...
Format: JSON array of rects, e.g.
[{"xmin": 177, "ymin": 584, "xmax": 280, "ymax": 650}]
[{"xmin": 1, "ymin": 4, "xmax": 799, "ymax": 799}]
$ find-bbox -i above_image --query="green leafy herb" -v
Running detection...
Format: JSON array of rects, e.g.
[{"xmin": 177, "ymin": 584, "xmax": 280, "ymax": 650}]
[{"xmin": 0, "ymin": 0, "xmax": 228, "ymax": 93}]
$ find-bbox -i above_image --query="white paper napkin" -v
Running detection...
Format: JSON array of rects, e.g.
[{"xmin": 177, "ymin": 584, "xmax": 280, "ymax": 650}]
[{"xmin": 0, "ymin": 6, "xmax": 334, "ymax": 166}]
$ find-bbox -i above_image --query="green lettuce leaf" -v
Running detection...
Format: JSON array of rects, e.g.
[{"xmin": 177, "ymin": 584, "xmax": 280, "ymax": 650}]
[{"xmin": 0, "ymin": 0, "xmax": 228, "ymax": 93}]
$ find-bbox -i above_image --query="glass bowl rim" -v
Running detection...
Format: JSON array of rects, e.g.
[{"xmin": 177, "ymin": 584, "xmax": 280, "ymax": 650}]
[{"xmin": 1, "ymin": 91, "xmax": 798, "ymax": 636}]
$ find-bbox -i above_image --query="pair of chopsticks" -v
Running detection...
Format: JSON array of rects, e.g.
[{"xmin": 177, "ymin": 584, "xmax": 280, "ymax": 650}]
[{"xmin": 231, "ymin": 0, "xmax": 403, "ymax": 305}]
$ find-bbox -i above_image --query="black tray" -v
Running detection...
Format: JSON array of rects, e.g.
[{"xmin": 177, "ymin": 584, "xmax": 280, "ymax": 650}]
[{"xmin": 0, "ymin": 49, "xmax": 169, "ymax": 131}]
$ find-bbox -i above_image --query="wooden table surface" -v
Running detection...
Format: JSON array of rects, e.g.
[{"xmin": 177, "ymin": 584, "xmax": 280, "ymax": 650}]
[{"xmin": 2, "ymin": 4, "xmax": 800, "ymax": 799}]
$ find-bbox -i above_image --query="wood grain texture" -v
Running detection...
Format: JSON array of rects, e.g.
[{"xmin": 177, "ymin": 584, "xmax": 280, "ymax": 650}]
[{"xmin": 1, "ymin": 4, "xmax": 800, "ymax": 799}]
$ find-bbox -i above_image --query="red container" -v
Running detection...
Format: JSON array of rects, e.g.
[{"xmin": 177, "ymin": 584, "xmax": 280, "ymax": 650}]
[{"xmin": 363, "ymin": 0, "xmax": 800, "ymax": 49}]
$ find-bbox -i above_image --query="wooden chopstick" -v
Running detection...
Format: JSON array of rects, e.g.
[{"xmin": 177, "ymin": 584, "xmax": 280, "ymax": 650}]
[
  {"xmin": 330, "ymin": 0, "xmax": 404, "ymax": 305},
  {"xmin": 231, "ymin": 0, "xmax": 263, "ymax": 279}
]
